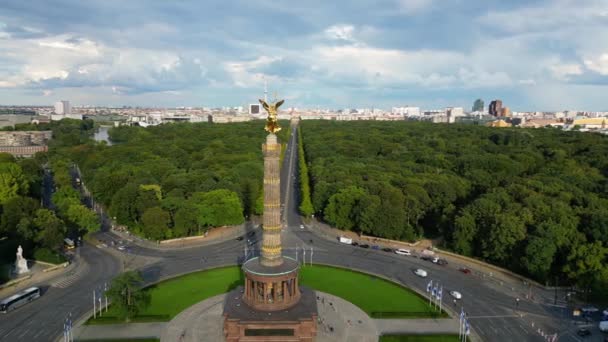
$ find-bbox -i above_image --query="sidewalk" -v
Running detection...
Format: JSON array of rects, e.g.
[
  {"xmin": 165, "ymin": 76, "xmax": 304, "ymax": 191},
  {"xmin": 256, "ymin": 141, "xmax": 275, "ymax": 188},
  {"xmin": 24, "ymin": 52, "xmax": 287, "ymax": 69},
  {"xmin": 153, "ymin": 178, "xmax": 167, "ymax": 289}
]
[
  {"xmin": 73, "ymin": 322, "xmax": 166, "ymax": 341},
  {"xmin": 107, "ymin": 221, "xmax": 259, "ymax": 252}
]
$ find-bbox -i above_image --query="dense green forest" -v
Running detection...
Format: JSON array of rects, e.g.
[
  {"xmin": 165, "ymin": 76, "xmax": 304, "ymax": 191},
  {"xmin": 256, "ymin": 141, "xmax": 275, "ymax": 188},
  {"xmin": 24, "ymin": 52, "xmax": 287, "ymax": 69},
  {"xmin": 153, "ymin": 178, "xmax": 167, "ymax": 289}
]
[
  {"xmin": 299, "ymin": 120, "xmax": 608, "ymax": 290},
  {"xmin": 68, "ymin": 121, "xmax": 289, "ymax": 240},
  {"xmin": 0, "ymin": 119, "xmax": 97, "ymax": 272}
]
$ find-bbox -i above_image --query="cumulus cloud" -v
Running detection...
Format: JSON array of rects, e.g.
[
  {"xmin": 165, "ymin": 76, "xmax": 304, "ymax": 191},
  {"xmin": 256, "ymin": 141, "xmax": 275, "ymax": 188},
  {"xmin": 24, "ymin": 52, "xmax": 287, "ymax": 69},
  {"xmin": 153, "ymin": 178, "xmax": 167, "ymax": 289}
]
[{"xmin": 0, "ymin": 0, "xmax": 608, "ymax": 109}]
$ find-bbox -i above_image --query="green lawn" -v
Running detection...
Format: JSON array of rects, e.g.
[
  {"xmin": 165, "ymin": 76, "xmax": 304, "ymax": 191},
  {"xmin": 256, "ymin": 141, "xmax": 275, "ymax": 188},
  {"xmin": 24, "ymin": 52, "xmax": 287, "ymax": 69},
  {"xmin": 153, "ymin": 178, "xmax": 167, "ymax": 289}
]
[
  {"xmin": 300, "ymin": 265, "xmax": 445, "ymax": 318},
  {"xmin": 88, "ymin": 264, "xmax": 444, "ymax": 324},
  {"xmin": 380, "ymin": 335, "xmax": 461, "ymax": 342},
  {"xmin": 88, "ymin": 266, "xmax": 242, "ymax": 324}
]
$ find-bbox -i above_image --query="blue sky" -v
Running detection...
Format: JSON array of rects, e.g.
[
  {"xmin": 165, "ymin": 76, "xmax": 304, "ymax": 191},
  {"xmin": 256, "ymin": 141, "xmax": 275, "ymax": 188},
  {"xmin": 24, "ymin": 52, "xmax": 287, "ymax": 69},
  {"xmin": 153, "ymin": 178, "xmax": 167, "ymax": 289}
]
[{"xmin": 0, "ymin": 0, "xmax": 607, "ymax": 111}]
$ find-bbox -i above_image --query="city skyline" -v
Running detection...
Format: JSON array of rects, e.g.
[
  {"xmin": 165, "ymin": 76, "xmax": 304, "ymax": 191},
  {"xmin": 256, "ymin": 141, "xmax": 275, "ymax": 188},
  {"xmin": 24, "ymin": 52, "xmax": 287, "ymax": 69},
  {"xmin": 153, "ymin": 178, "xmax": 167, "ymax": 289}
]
[{"xmin": 1, "ymin": 0, "xmax": 607, "ymax": 111}]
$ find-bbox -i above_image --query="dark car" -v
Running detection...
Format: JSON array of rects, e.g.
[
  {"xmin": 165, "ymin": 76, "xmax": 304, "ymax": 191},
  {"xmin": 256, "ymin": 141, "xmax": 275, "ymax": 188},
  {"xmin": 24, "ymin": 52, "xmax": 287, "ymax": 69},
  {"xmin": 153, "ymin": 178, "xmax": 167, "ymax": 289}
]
[
  {"xmin": 459, "ymin": 267, "xmax": 472, "ymax": 274},
  {"xmin": 352, "ymin": 241, "xmax": 359, "ymax": 247},
  {"xmin": 437, "ymin": 259, "xmax": 448, "ymax": 266},
  {"xmin": 382, "ymin": 247, "xmax": 393, "ymax": 252},
  {"xmin": 576, "ymin": 328, "xmax": 591, "ymax": 337},
  {"xmin": 371, "ymin": 245, "xmax": 380, "ymax": 250},
  {"xmin": 421, "ymin": 256, "xmax": 433, "ymax": 261},
  {"xmin": 247, "ymin": 231, "xmax": 255, "ymax": 237},
  {"xmin": 236, "ymin": 236, "xmax": 244, "ymax": 241},
  {"xmin": 359, "ymin": 244, "xmax": 370, "ymax": 249}
]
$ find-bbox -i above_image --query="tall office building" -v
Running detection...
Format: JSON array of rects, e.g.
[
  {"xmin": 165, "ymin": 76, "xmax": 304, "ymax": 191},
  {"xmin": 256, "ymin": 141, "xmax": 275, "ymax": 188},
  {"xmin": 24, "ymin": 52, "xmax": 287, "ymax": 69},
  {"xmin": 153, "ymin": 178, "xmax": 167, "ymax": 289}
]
[
  {"xmin": 54, "ymin": 101, "xmax": 71, "ymax": 115},
  {"xmin": 489, "ymin": 100, "xmax": 503, "ymax": 117}
]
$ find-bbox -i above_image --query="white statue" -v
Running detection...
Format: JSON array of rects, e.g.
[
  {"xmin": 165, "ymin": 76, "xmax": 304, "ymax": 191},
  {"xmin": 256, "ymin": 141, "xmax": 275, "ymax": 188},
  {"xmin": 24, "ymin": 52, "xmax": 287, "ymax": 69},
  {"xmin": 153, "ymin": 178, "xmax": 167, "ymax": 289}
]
[{"xmin": 15, "ymin": 245, "xmax": 29, "ymax": 275}]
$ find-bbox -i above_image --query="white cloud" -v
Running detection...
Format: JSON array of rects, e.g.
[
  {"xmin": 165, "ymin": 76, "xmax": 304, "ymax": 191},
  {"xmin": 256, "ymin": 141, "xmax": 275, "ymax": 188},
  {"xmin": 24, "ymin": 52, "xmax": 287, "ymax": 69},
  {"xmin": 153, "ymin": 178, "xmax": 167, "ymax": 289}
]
[
  {"xmin": 549, "ymin": 63, "xmax": 583, "ymax": 80},
  {"xmin": 324, "ymin": 25, "xmax": 356, "ymax": 42},
  {"xmin": 584, "ymin": 53, "xmax": 608, "ymax": 75},
  {"xmin": 397, "ymin": 0, "xmax": 434, "ymax": 14}
]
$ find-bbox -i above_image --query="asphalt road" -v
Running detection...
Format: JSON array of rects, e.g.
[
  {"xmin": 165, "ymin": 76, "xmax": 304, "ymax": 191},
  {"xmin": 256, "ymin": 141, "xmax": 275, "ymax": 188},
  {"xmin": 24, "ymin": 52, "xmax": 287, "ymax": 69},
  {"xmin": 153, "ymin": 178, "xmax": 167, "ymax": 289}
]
[{"xmin": 0, "ymin": 122, "xmax": 591, "ymax": 341}]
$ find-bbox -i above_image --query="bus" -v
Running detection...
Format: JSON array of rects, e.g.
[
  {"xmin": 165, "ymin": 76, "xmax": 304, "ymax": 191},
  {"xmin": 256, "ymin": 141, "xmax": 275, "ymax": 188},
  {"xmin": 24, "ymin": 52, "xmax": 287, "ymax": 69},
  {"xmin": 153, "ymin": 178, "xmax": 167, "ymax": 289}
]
[
  {"xmin": 64, "ymin": 238, "xmax": 75, "ymax": 250},
  {"xmin": 0, "ymin": 287, "xmax": 41, "ymax": 313}
]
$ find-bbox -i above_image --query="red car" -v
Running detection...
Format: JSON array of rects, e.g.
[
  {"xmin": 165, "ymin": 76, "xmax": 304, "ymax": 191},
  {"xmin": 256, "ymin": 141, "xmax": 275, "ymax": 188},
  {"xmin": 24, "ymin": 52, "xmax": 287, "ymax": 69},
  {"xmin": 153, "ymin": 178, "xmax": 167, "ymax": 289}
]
[{"xmin": 459, "ymin": 267, "xmax": 472, "ymax": 274}]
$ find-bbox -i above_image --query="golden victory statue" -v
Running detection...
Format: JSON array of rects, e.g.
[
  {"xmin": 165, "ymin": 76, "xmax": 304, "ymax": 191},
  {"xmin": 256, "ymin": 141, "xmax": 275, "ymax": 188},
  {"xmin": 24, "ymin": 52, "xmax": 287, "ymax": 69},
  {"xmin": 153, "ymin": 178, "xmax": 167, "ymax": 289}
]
[{"xmin": 259, "ymin": 98, "xmax": 284, "ymax": 133}]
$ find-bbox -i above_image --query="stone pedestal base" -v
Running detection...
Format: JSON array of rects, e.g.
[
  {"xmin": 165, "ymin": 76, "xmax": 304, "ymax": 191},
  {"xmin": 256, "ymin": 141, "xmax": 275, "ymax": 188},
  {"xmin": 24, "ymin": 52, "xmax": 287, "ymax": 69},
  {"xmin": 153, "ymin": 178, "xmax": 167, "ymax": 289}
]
[
  {"xmin": 223, "ymin": 286, "xmax": 318, "ymax": 342},
  {"xmin": 242, "ymin": 257, "xmax": 301, "ymax": 311}
]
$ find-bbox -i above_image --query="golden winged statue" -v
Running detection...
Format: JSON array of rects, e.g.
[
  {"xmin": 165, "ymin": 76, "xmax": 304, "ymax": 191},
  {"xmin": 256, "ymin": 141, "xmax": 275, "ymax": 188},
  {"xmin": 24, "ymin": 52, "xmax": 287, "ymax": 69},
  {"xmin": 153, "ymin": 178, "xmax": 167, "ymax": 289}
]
[{"xmin": 259, "ymin": 99, "xmax": 284, "ymax": 134}]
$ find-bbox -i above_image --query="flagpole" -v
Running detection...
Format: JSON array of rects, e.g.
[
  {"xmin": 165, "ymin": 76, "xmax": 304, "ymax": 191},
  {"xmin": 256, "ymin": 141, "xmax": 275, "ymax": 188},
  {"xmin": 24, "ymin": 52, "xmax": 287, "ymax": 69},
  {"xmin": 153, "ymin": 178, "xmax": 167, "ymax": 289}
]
[
  {"xmin": 439, "ymin": 286, "xmax": 443, "ymax": 313},
  {"xmin": 93, "ymin": 290, "xmax": 96, "ymax": 319}
]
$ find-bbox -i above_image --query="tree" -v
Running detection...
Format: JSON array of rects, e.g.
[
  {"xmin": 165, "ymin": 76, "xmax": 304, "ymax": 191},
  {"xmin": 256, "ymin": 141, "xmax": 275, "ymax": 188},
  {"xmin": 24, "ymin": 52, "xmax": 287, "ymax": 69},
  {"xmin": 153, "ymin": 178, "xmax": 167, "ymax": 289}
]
[
  {"xmin": 141, "ymin": 207, "xmax": 170, "ymax": 240},
  {"xmin": 324, "ymin": 186, "xmax": 366, "ymax": 231},
  {"xmin": 106, "ymin": 271, "xmax": 150, "ymax": 321},
  {"xmin": 0, "ymin": 196, "xmax": 39, "ymax": 237},
  {"xmin": 472, "ymin": 98, "xmax": 484, "ymax": 112},
  {"xmin": 190, "ymin": 189, "xmax": 244, "ymax": 228},
  {"xmin": 173, "ymin": 204, "xmax": 198, "ymax": 237},
  {"xmin": 67, "ymin": 204, "xmax": 99, "ymax": 234},
  {"xmin": 33, "ymin": 209, "xmax": 66, "ymax": 250},
  {"xmin": 0, "ymin": 162, "xmax": 29, "ymax": 204},
  {"xmin": 563, "ymin": 240, "xmax": 607, "ymax": 292}
]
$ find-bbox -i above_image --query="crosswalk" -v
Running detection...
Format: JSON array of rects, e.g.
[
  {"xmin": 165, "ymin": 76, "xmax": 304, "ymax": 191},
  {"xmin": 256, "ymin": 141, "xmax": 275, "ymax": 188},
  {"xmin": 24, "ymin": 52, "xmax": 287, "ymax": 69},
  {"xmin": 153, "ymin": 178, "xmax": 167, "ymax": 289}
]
[{"xmin": 51, "ymin": 262, "xmax": 89, "ymax": 288}]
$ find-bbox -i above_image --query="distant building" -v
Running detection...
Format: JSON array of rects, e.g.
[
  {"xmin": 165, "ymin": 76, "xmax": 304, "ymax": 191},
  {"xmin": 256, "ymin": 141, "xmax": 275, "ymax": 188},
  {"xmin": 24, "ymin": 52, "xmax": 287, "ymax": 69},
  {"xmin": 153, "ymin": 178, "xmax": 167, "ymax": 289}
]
[
  {"xmin": 500, "ymin": 107, "xmax": 512, "ymax": 118},
  {"xmin": 249, "ymin": 104, "xmax": 261, "ymax": 115},
  {"xmin": 472, "ymin": 99, "xmax": 484, "ymax": 112},
  {"xmin": 54, "ymin": 101, "xmax": 71, "ymax": 115},
  {"xmin": 0, "ymin": 131, "xmax": 52, "ymax": 157},
  {"xmin": 446, "ymin": 107, "xmax": 464, "ymax": 123},
  {"xmin": 489, "ymin": 100, "xmax": 503, "ymax": 117}
]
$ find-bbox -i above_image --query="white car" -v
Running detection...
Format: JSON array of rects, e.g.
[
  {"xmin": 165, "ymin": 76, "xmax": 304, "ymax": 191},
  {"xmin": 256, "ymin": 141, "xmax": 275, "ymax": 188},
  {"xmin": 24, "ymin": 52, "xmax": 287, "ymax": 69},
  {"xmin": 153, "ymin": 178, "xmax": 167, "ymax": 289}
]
[
  {"xmin": 450, "ymin": 291, "xmax": 462, "ymax": 300},
  {"xmin": 582, "ymin": 306, "xmax": 599, "ymax": 313},
  {"xmin": 117, "ymin": 245, "xmax": 126, "ymax": 251},
  {"xmin": 395, "ymin": 249, "xmax": 411, "ymax": 256},
  {"xmin": 299, "ymin": 224, "xmax": 305, "ymax": 229},
  {"xmin": 414, "ymin": 269, "xmax": 428, "ymax": 277}
]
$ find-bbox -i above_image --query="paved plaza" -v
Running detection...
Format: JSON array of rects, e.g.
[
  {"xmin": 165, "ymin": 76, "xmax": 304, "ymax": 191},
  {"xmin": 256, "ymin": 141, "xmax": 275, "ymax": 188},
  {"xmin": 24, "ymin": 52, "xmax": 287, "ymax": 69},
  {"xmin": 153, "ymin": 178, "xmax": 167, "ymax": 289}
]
[{"xmin": 73, "ymin": 290, "xmax": 459, "ymax": 341}]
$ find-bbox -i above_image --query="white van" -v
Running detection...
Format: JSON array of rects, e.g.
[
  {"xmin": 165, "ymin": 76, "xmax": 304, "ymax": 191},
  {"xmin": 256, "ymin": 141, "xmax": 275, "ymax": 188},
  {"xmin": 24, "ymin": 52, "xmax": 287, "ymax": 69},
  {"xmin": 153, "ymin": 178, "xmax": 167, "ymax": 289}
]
[
  {"xmin": 339, "ymin": 237, "xmax": 353, "ymax": 245},
  {"xmin": 414, "ymin": 269, "xmax": 428, "ymax": 277},
  {"xmin": 599, "ymin": 321, "xmax": 608, "ymax": 332}
]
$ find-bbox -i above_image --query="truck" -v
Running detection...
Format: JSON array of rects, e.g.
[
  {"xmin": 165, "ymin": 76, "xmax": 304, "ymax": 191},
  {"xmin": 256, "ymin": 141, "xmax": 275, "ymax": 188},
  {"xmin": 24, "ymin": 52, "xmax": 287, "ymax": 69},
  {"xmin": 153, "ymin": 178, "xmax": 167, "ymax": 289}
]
[{"xmin": 339, "ymin": 236, "xmax": 353, "ymax": 245}]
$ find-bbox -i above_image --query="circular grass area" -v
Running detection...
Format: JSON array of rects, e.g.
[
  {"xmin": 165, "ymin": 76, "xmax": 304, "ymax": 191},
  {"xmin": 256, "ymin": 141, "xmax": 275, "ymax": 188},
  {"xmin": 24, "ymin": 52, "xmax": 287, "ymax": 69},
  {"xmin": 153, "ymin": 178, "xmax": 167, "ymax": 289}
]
[{"xmin": 88, "ymin": 264, "xmax": 445, "ymax": 324}]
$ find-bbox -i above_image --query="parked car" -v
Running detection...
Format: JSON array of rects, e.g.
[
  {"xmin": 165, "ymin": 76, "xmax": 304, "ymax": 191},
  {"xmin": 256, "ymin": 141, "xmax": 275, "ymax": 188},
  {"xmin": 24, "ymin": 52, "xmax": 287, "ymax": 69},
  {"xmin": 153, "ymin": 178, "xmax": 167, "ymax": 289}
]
[
  {"xmin": 459, "ymin": 267, "xmax": 472, "ymax": 274},
  {"xmin": 117, "ymin": 245, "xmax": 126, "ymax": 251},
  {"xmin": 339, "ymin": 236, "xmax": 353, "ymax": 245},
  {"xmin": 421, "ymin": 256, "xmax": 433, "ymax": 261},
  {"xmin": 395, "ymin": 249, "xmax": 411, "ymax": 256},
  {"xmin": 414, "ymin": 269, "xmax": 428, "ymax": 278},
  {"xmin": 352, "ymin": 242, "xmax": 359, "ymax": 247},
  {"xmin": 582, "ymin": 306, "xmax": 599, "ymax": 313},
  {"xmin": 432, "ymin": 257, "xmax": 440, "ymax": 263},
  {"xmin": 359, "ymin": 244, "xmax": 370, "ymax": 249},
  {"xmin": 382, "ymin": 247, "xmax": 393, "ymax": 252},
  {"xmin": 437, "ymin": 259, "xmax": 448, "ymax": 266},
  {"xmin": 449, "ymin": 291, "xmax": 462, "ymax": 300},
  {"xmin": 299, "ymin": 224, "xmax": 305, "ymax": 229},
  {"xmin": 236, "ymin": 236, "xmax": 244, "ymax": 241},
  {"xmin": 577, "ymin": 328, "xmax": 591, "ymax": 337},
  {"xmin": 371, "ymin": 245, "xmax": 380, "ymax": 250}
]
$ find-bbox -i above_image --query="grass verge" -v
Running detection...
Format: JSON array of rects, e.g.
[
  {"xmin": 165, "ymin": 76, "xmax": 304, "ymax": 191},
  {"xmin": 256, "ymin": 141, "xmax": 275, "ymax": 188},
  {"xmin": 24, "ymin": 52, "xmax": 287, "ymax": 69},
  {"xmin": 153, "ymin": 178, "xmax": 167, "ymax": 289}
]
[
  {"xmin": 87, "ymin": 264, "xmax": 446, "ymax": 324},
  {"xmin": 300, "ymin": 264, "xmax": 446, "ymax": 318}
]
